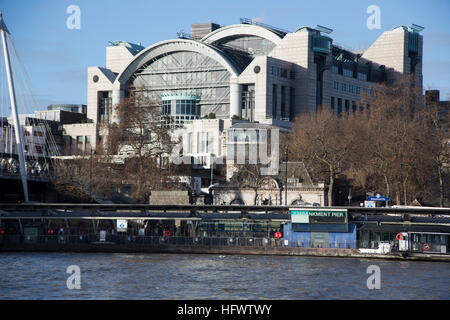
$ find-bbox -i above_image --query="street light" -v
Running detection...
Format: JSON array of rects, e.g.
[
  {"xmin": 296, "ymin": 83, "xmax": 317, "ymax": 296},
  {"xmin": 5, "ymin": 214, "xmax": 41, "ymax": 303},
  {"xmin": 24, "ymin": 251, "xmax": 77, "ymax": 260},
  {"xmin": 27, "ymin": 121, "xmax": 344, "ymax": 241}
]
[
  {"xmin": 284, "ymin": 147, "xmax": 288, "ymax": 206},
  {"xmin": 348, "ymin": 187, "xmax": 352, "ymax": 207},
  {"xmin": 210, "ymin": 153, "xmax": 215, "ymax": 187}
]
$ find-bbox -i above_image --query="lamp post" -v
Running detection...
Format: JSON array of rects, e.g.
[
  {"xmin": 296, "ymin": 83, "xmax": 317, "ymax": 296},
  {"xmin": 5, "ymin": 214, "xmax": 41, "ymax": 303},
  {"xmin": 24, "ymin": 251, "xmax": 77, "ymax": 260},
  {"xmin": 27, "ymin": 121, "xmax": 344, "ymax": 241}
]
[
  {"xmin": 348, "ymin": 187, "xmax": 352, "ymax": 207},
  {"xmin": 284, "ymin": 147, "xmax": 288, "ymax": 206},
  {"xmin": 210, "ymin": 153, "xmax": 215, "ymax": 186}
]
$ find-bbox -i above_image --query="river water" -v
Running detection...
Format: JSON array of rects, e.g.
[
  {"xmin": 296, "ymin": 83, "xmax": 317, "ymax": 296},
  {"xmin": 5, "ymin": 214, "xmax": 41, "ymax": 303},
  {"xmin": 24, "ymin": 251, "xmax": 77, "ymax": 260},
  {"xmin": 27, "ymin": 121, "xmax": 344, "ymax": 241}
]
[{"xmin": 0, "ymin": 252, "xmax": 448, "ymax": 299}]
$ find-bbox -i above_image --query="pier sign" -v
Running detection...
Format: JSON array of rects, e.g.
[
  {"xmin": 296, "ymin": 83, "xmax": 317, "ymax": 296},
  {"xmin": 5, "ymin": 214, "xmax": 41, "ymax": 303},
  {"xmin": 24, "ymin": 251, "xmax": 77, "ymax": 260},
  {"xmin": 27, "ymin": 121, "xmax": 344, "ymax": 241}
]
[{"xmin": 290, "ymin": 209, "xmax": 347, "ymax": 224}]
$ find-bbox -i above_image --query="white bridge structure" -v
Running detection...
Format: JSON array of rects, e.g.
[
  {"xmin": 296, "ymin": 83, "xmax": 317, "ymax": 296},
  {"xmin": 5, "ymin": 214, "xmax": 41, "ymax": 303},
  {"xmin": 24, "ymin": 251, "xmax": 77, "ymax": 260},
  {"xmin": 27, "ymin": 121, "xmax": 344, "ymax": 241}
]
[{"xmin": 0, "ymin": 12, "xmax": 57, "ymax": 200}]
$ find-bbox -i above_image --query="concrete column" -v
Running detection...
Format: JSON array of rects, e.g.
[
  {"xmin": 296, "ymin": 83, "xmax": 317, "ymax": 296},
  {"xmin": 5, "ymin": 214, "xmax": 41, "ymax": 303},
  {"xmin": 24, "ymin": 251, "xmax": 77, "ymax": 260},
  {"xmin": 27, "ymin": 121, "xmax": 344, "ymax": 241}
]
[
  {"xmin": 111, "ymin": 89, "xmax": 124, "ymax": 123},
  {"xmin": 229, "ymin": 83, "xmax": 242, "ymax": 118}
]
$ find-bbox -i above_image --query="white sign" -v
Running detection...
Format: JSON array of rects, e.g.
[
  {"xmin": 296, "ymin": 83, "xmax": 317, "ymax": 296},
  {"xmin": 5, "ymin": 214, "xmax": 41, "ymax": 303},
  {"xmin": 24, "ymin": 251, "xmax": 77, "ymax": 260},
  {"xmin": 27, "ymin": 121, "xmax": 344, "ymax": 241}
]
[
  {"xmin": 117, "ymin": 220, "xmax": 128, "ymax": 232},
  {"xmin": 99, "ymin": 230, "xmax": 106, "ymax": 242},
  {"xmin": 365, "ymin": 201, "xmax": 376, "ymax": 208}
]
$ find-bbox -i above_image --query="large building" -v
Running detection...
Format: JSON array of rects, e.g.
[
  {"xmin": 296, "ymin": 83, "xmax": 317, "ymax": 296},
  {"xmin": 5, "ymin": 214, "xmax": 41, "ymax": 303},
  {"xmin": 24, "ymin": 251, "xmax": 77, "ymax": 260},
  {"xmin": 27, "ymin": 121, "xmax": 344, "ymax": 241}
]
[{"xmin": 84, "ymin": 19, "xmax": 424, "ymax": 194}]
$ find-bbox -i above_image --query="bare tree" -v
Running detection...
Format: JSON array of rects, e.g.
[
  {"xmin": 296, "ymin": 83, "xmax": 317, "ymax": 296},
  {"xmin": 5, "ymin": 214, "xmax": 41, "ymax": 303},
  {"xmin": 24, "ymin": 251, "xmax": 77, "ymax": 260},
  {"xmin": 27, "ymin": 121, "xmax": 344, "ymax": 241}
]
[
  {"xmin": 108, "ymin": 92, "xmax": 178, "ymax": 203},
  {"xmin": 418, "ymin": 103, "xmax": 450, "ymax": 206},
  {"xmin": 52, "ymin": 154, "xmax": 119, "ymax": 202},
  {"xmin": 288, "ymin": 108, "xmax": 357, "ymax": 206},
  {"xmin": 229, "ymin": 164, "xmax": 266, "ymax": 205}
]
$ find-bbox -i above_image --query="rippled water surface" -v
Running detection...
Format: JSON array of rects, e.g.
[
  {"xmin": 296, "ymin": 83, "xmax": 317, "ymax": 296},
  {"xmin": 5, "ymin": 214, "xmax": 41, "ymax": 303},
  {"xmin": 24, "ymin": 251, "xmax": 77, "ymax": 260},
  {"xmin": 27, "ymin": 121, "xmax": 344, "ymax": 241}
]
[{"xmin": 0, "ymin": 252, "xmax": 449, "ymax": 299}]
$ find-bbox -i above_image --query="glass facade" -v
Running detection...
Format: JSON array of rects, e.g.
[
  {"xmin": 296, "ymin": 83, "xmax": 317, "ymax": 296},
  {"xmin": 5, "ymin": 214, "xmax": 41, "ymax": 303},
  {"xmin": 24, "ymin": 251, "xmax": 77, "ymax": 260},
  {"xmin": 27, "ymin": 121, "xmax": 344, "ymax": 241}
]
[
  {"xmin": 129, "ymin": 51, "xmax": 231, "ymax": 119},
  {"xmin": 161, "ymin": 96, "xmax": 200, "ymax": 127},
  {"xmin": 241, "ymin": 84, "xmax": 255, "ymax": 121},
  {"xmin": 98, "ymin": 91, "xmax": 112, "ymax": 122}
]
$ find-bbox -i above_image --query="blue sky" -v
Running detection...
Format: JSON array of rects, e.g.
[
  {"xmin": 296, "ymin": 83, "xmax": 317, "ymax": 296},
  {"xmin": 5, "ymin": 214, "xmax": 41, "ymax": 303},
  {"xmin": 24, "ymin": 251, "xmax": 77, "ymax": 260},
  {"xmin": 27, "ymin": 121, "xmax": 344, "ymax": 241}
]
[{"xmin": 1, "ymin": 0, "xmax": 450, "ymax": 110}]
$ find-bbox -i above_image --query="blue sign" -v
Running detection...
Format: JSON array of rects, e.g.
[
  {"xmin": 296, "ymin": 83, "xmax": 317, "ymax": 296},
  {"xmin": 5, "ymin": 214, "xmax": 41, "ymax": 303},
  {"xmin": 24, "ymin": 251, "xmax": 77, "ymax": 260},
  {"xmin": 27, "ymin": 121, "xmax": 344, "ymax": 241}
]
[{"xmin": 367, "ymin": 195, "xmax": 390, "ymax": 201}]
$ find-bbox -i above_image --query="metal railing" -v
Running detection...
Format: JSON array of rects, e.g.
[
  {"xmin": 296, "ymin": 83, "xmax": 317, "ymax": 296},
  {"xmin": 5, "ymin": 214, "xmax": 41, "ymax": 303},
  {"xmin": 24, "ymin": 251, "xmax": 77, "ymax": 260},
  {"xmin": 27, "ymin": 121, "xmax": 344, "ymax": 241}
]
[{"xmin": 0, "ymin": 234, "xmax": 448, "ymax": 254}]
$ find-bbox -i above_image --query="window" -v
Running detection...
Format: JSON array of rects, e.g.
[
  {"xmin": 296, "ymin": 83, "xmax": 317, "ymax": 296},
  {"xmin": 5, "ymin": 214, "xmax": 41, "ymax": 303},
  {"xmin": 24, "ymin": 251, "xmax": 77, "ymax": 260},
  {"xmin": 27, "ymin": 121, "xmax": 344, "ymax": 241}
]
[
  {"xmin": 356, "ymin": 87, "xmax": 361, "ymax": 95},
  {"xmin": 289, "ymin": 87, "xmax": 295, "ymax": 121},
  {"xmin": 343, "ymin": 69, "xmax": 353, "ymax": 77},
  {"xmin": 345, "ymin": 100, "xmax": 349, "ymax": 112},
  {"xmin": 331, "ymin": 96, "xmax": 335, "ymax": 111},
  {"xmin": 98, "ymin": 91, "xmax": 112, "ymax": 122},
  {"xmin": 352, "ymin": 101, "xmax": 357, "ymax": 113},
  {"xmin": 76, "ymin": 136, "xmax": 84, "ymax": 151},
  {"xmin": 85, "ymin": 136, "xmax": 92, "ymax": 152},
  {"xmin": 281, "ymin": 86, "xmax": 286, "ymax": 119},
  {"xmin": 162, "ymin": 100, "xmax": 171, "ymax": 115},
  {"xmin": 333, "ymin": 80, "xmax": 339, "ymax": 90},
  {"xmin": 271, "ymin": 66, "xmax": 279, "ymax": 76},
  {"xmin": 337, "ymin": 98, "xmax": 342, "ymax": 115},
  {"xmin": 341, "ymin": 83, "xmax": 347, "ymax": 92},
  {"xmin": 280, "ymin": 68, "xmax": 288, "ymax": 78},
  {"xmin": 357, "ymin": 73, "xmax": 367, "ymax": 81},
  {"xmin": 290, "ymin": 70, "xmax": 296, "ymax": 80},
  {"xmin": 272, "ymin": 84, "xmax": 278, "ymax": 118},
  {"xmin": 332, "ymin": 66, "xmax": 339, "ymax": 74}
]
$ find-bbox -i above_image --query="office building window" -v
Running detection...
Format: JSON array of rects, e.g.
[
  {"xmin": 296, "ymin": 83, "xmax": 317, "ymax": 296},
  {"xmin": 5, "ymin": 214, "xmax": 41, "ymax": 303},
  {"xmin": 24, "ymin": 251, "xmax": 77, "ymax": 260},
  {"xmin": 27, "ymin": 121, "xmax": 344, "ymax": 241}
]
[
  {"xmin": 241, "ymin": 84, "xmax": 255, "ymax": 122},
  {"xmin": 343, "ymin": 69, "xmax": 353, "ymax": 77},
  {"xmin": 76, "ymin": 136, "xmax": 84, "ymax": 151},
  {"xmin": 333, "ymin": 81, "xmax": 339, "ymax": 90},
  {"xmin": 271, "ymin": 66, "xmax": 279, "ymax": 76},
  {"xmin": 345, "ymin": 100, "xmax": 349, "ymax": 112},
  {"xmin": 272, "ymin": 84, "xmax": 278, "ymax": 118},
  {"xmin": 281, "ymin": 86, "xmax": 286, "ymax": 119},
  {"xmin": 98, "ymin": 91, "xmax": 112, "ymax": 122},
  {"xmin": 332, "ymin": 66, "xmax": 339, "ymax": 74},
  {"xmin": 337, "ymin": 98, "xmax": 342, "ymax": 115},
  {"xmin": 85, "ymin": 136, "xmax": 92, "ymax": 152},
  {"xmin": 289, "ymin": 87, "xmax": 295, "ymax": 121},
  {"xmin": 341, "ymin": 83, "xmax": 347, "ymax": 92},
  {"xmin": 357, "ymin": 73, "xmax": 367, "ymax": 81},
  {"xmin": 331, "ymin": 96, "xmax": 335, "ymax": 111}
]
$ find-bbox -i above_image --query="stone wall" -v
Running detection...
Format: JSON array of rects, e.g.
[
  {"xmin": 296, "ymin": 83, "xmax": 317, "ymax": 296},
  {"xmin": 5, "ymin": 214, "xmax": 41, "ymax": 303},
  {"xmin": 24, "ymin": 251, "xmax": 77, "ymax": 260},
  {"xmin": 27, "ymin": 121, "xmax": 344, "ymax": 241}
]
[{"xmin": 149, "ymin": 190, "xmax": 191, "ymax": 205}]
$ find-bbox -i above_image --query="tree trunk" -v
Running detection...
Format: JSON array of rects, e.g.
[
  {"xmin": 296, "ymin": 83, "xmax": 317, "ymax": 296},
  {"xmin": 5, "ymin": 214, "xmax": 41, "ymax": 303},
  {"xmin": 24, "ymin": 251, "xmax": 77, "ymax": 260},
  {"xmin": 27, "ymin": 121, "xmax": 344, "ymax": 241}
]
[
  {"xmin": 384, "ymin": 175, "xmax": 390, "ymax": 197},
  {"xmin": 438, "ymin": 165, "xmax": 444, "ymax": 207},
  {"xmin": 403, "ymin": 179, "xmax": 407, "ymax": 206},
  {"xmin": 253, "ymin": 189, "xmax": 258, "ymax": 205},
  {"xmin": 328, "ymin": 168, "xmax": 334, "ymax": 206}
]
